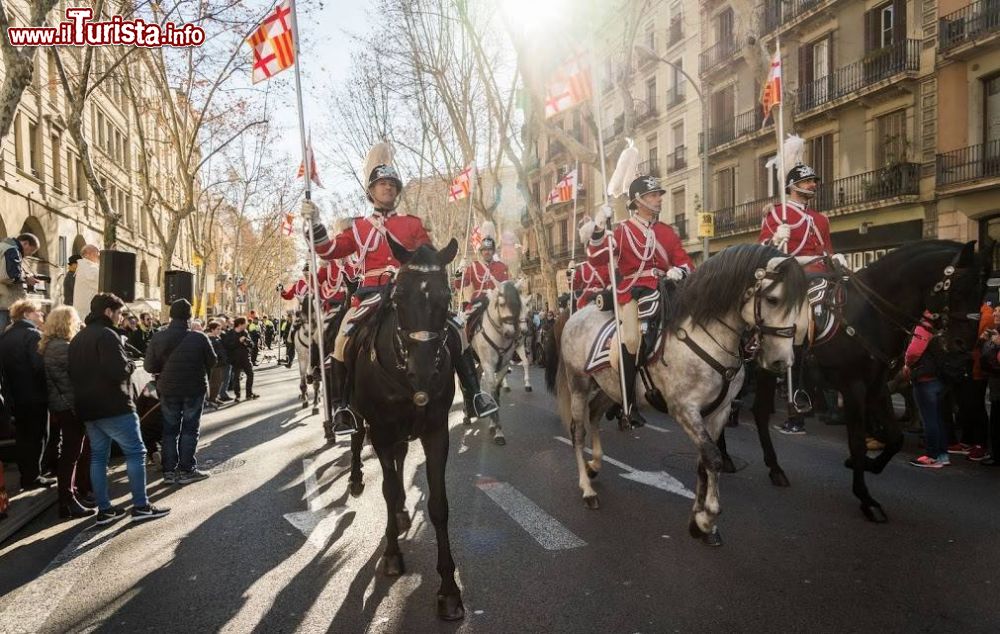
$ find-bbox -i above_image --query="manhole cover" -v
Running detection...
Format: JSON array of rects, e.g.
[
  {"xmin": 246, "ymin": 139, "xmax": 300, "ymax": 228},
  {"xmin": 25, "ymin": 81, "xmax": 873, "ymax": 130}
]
[{"xmin": 204, "ymin": 458, "xmax": 246, "ymax": 474}]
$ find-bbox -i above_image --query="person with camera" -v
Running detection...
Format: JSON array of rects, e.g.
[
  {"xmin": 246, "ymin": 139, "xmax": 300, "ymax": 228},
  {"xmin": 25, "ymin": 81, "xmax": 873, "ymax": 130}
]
[
  {"xmin": 0, "ymin": 233, "xmax": 42, "ymax": 333},
  {"xmin": 223, "ymin": 317, "xmax": 258, "ymax": 401}
]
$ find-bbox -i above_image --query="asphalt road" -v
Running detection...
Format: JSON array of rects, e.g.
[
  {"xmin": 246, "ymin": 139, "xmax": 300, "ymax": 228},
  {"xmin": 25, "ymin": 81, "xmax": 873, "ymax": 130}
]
[{"xmin": 1, "ymin": 361, "xmax": 999, "ymax": 633}]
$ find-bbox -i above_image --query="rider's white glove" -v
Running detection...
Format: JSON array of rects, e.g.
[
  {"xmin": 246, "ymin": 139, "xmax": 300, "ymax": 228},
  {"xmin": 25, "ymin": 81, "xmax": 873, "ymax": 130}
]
[
  {"xmin": 593, "ymin": 205, "xmax": 613, "ymax": 228},
  {"xmin": 831, "ymin": 253, "xmax": 849, "ymax": 269},
  {"xmin": 578, "ymin": 219, "xmax": 597, "ymax": 243},
  {"xmin": 665, "ymin": 266, "xmax": 685, "ymax": 281},
  {"xmin": 301, "ymin": 199, "xmax": 319, "ymax": 220},
  {"xmin": 773, "ymin": 223, "xmax": 791, "ymax": 244}
]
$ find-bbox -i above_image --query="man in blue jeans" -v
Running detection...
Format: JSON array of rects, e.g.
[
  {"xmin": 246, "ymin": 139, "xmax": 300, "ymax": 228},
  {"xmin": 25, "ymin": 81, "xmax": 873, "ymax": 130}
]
[
  {"xmin": 144, "ymin": 299, "xmax": 216, "ymax": 484},
  {"xmin": 68, "ymin": 293, "xmax": 169, "ymax": 524}
]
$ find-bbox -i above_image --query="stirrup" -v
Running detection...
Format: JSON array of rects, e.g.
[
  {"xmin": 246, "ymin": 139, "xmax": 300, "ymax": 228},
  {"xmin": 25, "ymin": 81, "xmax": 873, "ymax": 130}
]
[
  {"xmin": 332, "ymin": 406, "xmax": 360, "ymax": 436},
  {"xmin": 472, "ymin": 392, "xmax": 499, "ymax": 417}
]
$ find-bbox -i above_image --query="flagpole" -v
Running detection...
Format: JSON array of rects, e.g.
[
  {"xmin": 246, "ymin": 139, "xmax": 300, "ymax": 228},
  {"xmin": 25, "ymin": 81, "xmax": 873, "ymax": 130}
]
[
  {"xmin": 569, "ymin": 160, "xmax": 579, "ymax": 315},
  {"xmin": 461, "ymin": 168, "xmax": 476, "ymax": 269},
  {"xmin": 290, "ymin": 0, "xmax": 331, "ymax": 429}
]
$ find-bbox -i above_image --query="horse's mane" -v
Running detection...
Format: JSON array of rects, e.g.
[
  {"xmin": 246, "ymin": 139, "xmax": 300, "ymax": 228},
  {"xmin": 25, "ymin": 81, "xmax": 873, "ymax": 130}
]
[
  {"xmin": 499, "ymin": 280, "xmax": 522, "ymax": 318},
  {"xmin": 664, "ymin": 244, "xmax": 807, "ymax": 329}
]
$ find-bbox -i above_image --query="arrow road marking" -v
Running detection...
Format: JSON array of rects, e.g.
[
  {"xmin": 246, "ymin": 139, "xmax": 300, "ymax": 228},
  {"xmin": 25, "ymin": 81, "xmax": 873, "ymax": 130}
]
[
  {"xmin": 554, "ymin": 436, "xmax": 695, "ymax": 500},
  {"xmin": 476, "ymin": 479, "xmax": 586, "ymax": 551},
  {"xmin": 283, "ymin": 458, "xmax": 349, "ymax": 548}
]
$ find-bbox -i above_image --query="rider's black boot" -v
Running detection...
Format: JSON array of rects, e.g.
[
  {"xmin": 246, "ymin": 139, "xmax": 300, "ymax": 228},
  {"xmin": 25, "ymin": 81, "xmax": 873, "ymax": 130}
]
[
  {"xmin": 330, "ymin": 359, "xmax": 358, "ymax": 437},
  {"xmin": 620, "ymin": 346, "xmax": 647, "ymax": 429},
  {"xmin": 455, "ymin": 349, "xmax": 499, "ymax": 419}
]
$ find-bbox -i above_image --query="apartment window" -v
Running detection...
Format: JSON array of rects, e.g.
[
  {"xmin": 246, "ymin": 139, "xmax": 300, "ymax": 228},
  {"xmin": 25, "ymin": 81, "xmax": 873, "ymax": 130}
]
[
  {"xmin": 716, "ymin": 8, "xmax": 734, "ymax": 44},
  {"xmin": 140, "ymin": 205, "xmax": 149, "ymax": 237},
  {"xmin": 711, "ymin": 85, "xmax": 735, "ymax": 137},
  {"xmin": 644, "ymin": 24, "xmax": 655, "ymax": 52},
  {"xmin": 875, "ymin": 109, "xmax": 907, "ymax": 165},
  {"xmin": 672, "ymin": 59, "xmax": 685, "ymax": 98},
  {"xmin": 645, "ymin": 77, "xmax": 656, "ymax": 107},
  {"xmin": 984, "ymin": 74, "xmax": 1000, "ymax": 144},
  {"xmin": 807, "ymin": 134, "xmax": 835, "ymax": 184},
  {"xmin": 759, "ymin": 154, "xmax": 780, "ymax": 198},
  {"xmin": 58, "ymin": 236, "xmax": 67, "ymax": 267},
  {"xmin": 674, "ymin": 213, "xmax": 687, "ymax": 240},
  {"xmin": 560, "ymin": 218, "xmax": 568, "ymax": 248},
  {"xmin": 880, "ymin": 4, "xmax": 894, "ymax": 47},
  {"xmin": 647, "ymin": 134, "xmax": 658, "ymax": 163},
  {"xmin": 52, "ymin": 135, "xmax": 63, "ymax": 190},
  {"xmin": 28, "ymin": 119, "xmax": 41, "ymax": 178},
  {"xmin": 96, "ymin": 111, "xmax": 106, "ymax": 148},
  {"xmin": 669, "ymin": 1, "xmax": 683, "ymax": 44},
  {"xmin": 14, "ymin": 113, "xmax": 23, "ymax": 170},
  {"xmin": 67, "ymin": 151, "xmax": 75, "ymax": 198},
  {"xmin": 716, "ymin": 167, "xmax": 736, "ymax": 209},
  {"xmin": 672, "ymin": 188, "xmax": 686, "ymax": 221},
  {"xmin": 47, "ymin": 50, "xmax": 58, "ymax": 102},
  {"xmin": 865, "ymin": 0, "xmax": 906, "ymax": 52},
  {"xmin": 671, "ymin": 121, "xmax": 685, "ymax": 151},
  {"xmin": 76, "ymin": 159, "xmax": 87, "ymax": 200}
]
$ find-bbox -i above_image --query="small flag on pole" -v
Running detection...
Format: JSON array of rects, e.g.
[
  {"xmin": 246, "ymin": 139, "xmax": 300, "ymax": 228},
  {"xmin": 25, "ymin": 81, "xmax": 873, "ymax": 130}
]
[
  {"xmin": 544, "ymin": 54, "xmax": 592, "ymax": 119},
  {"xmin": 247, "ymin": 0, "xmax": 295, "ymax": 84},
  {"xmin": 761, "ymin": 47, "xmax": 782, "ymax": 126},
  {"xmin": 296, "ymin": 133, "xmax": 323, "ymax": 188},
  {"xmin": 448, "ymin": 164, "xmax": 475, "ymax": 202},
  {"xmin": 280, "ymin": 212, "xmax": 295, "ymax": 236},
  {"xmin": 546, "ymin": 169, "xmax": 577, "ymax": 205}
]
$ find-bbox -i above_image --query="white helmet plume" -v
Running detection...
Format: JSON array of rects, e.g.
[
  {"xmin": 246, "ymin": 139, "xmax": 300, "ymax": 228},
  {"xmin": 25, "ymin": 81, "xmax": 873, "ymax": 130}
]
[
  {"xmin": 363, "ymin": 141, "xmax": 395, "ymax": 183},
  {"xmin": 607, "ymin": 138, "xmax": 640, "ymax": 198}
]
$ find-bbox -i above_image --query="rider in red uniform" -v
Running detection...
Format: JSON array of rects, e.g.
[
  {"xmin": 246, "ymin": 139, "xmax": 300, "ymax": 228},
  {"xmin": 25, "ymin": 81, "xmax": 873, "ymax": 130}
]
[
  {"xmin": 303, "ymin": 163, "xmax": 497, "ymax": 437},
  {"xmin": 461, "ymin": 223, "xmax": 510, "ymax": 320},
  {"xmin": 759, "ymin": 164, "xmax": 837, "ymax": 274},
  {"xmin": 586, "ymin": 175, "xmax": 695, "ymax": 428}
]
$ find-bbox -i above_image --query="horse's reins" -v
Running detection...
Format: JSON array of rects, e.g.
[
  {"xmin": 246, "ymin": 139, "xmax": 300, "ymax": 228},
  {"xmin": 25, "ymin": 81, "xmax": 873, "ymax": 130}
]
[{"xmin": 482, "ymin": 301, "xmax": 518, "ymax": 371}]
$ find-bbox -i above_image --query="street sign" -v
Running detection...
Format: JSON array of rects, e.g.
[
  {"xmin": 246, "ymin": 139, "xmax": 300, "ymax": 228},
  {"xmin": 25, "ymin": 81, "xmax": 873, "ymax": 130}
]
[{"xmin": 697, "ymin": 212, "xmax": 715, "ymax": 238}]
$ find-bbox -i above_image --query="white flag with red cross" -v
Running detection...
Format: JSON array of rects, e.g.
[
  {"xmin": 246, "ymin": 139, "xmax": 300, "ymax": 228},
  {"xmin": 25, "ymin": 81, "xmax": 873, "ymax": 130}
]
[
  {"xmin": 544, "ymin": 54, "xmax": 592, "ymax": 119},
  {"xmin": 247, "ymin": 0, "xmax": 295, "ymax": 84},
  {"xmin": 448, "ymin": 164, "xmax": 475, "ymax": 203},
  {"xmin": 546, "ymin": 169, "xmax": 577, "ymax": 205}
]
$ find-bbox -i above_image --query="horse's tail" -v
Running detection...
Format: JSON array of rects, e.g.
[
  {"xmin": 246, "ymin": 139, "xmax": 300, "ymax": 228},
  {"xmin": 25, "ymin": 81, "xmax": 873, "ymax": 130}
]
[{"xmin": 544, "ymin": 309, "xmax": 568, "ymax": 392}]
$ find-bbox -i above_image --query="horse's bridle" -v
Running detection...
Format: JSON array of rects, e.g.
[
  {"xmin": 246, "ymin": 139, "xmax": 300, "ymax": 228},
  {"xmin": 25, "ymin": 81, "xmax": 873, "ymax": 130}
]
[
  {"xmin": 386, "ymin": 266, "xmax": 451, "ymax": 405},
  {"xmin": 481, "ymin": 298, "xmax": 519, "ymax": 362}
]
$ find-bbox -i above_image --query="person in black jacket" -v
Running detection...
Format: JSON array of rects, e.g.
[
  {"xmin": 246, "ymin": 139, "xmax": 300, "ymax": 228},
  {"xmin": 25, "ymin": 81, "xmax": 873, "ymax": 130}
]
[
  {"xmin": 69, "ymin": 293, "xmax": 169, "ymax": 525},
  {"xmin": 0, "ymin": 299, "xmax": 53, "ymax": 490},
  {"xmin": 144, "ymin": 299, "xmax": 215, "ymax": 484},
  {"xmin": 206, "ymin": 320, "xmax": 229, "ymax": 407},
  {"xmin": 223, "ymin": 316, "xmax": 257, "ymax": 401}
]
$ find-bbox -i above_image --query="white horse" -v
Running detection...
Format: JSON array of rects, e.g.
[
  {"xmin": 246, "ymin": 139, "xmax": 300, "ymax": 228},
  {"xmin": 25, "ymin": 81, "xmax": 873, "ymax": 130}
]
[
  {"xmin": 467, "ymin": 280, "xmax": 524, "ymax": 445},
  {"xmin": 502, "ymin": 312, "xmax": 534, "ymax": 393},
  {"xmin": 547, "ymin": 245, "xmax": 809, "ymax": 546},
  {"xmin": 294, "ymin": 299, "xmax": 323, "ymax": 415}
]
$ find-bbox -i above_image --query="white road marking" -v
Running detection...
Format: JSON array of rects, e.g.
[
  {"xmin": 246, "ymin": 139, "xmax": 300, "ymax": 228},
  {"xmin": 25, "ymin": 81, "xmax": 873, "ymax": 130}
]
[
  {"xmin": 283, "ymin": 458, "xmax": 349, "ymax": 548},
  {"xmin": 476, "ymin": 480, "xmax": 586, "ymax": 550},
  {"xmin": 0, "ymin": 524, "xmax": 123, "ymax": 633},
  {"xmin": 554, "ymin": 436, "xmax": 695, "ymax": 499},
  {"xmin": 644, "ymin": 422, "xmax": 671, "ymax": 433}
]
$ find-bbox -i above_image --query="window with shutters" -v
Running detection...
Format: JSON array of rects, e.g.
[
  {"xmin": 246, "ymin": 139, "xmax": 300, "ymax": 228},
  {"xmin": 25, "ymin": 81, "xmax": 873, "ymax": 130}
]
[
  {"xmin": 807, "ymin": 134, "xmax": 834, "ymax": 207},
  {"xmin": 758, "ymin": 155, "xmax": 780, "ymax": 199},
  {"xmin": 880, "ymin": 4, "xmax": 894, "ymax": 47},
  {"xmin": 717, "ymin": 8, "xmax": 734, "ymax": 45},
  {"xmin": 983, "ymin": 74, "xmax": 1000, "ymax": 146},
  {"xmin": 28, "ymin": 119, "xmax": 41, "ymax": 179},
  {"xmin": 875, "ymin": 110, "xmax": 907, "ymax": 165},
  {"xmin": 646, "ymin": 77, "xmax": 656, "ymax": 108},
  {"xmin": 52, "ymin": 135, "xmax": 62, "ymax": 191},
  {"xmin": 647, "ymin": 134, "xmax": 658, "ymax": 163},
  {"xmin": 671, "ymin": 188, "xmax": 685, "ymax": 221},
  {"xmin": 67, "ymin": 151, "xmax": 75, "ymax": 199},
  {"xmin": 14, "ymin": 113, "xmax": 24, "ymax": 170},
  {"xmin": 716, "ymin": 167, "xmax": 736, "ymax": 209},
  {"xmin": 711, "ymin": 85, "xmax": 735, "ymax": 145},
  {"xmin": 865, "ymin": 0, "xmax": 906, "ymax": 53}
]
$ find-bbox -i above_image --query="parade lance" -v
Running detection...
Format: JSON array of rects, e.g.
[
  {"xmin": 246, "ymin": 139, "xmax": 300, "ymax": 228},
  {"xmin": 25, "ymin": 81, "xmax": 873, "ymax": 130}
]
[
  {"xmin": 590, "ymin": 47, "xmax": 632, "ymax": 422},
  {"xmin": 568, "ymin": 159, "xmax": 579, "ymax": 315},
  {"xmin": 290, "ymin": 0, "xmax": 332, "ymax": 428}
]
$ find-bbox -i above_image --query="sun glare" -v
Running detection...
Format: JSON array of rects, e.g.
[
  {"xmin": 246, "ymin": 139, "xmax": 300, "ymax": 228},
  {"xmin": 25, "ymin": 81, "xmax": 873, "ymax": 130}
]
[{"xmin": 499, "ymin": 0, "xmax": 570, "ymax": 33}]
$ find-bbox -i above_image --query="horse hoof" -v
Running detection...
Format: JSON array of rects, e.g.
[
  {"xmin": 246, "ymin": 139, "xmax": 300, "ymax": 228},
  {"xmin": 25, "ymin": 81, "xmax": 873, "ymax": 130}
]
[
  {"xmin": 381, "ymin": 552, "xmax": 405, "ymax": 576},
  {"xmin": 349, "ymin": 479, "xmax": 365, "ymax": 497},
  {"xmin": 861, "ymin": 503, "xmax": 889, "ymax": 523},
  {"xmin": 769, "ymin": 470, "xmax": 791, "ymax": 487},
  {"xmin": 702, "ymin": 528, "xmax": 723, "ymax": 547},
  {"xmin": 721, "ymin": 457, "xmax": 737, "ymax": 474},
  {"xmin": 525, "ymin": 386, "xmax": 533, "ymax": 392},
  {"xmin": 396, "ymin": 510, "xmax": 411, "ymax": 534},
  {"xmin": 436, "ymin": 594, "xmax": 465, "ymax": 621},
  {"xmin": 583, "ymin": 495, "xmax": 600, "ymax": 510},
  {"xmin": 493, "ymin": 435, "xmax": 506, "ymax": 446},
  {"xmin": 688, "ymin": 517, "xmax": 706, "ymax": 539},
  {"xmin": 585, "ymin": 465, "xmax": 599, "ymax": 479}
]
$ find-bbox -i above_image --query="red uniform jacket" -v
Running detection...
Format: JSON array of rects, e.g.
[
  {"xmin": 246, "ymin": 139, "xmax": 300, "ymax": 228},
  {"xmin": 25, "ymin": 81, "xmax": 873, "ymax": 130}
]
[
  {"xmin": 572, "ymin": 260, "xmax": 609, "ymax": 310},
  {"xmin": 314, "ymin": 212, "xmax": 431, "ymax": 289},
  {"xmin": 759, "ymin": 200, "xmax": 832, "ymax": 267},
  {"xmin": 279, "ymin": 260, "xmax": 355, "ymax": 308},
  {"xmin": 461, "ymin": 259, "xmax": 510, "ymax": 300},
  {"xmin": 588, "ymin": 217, "xmax": 694, "ymax": 304}
]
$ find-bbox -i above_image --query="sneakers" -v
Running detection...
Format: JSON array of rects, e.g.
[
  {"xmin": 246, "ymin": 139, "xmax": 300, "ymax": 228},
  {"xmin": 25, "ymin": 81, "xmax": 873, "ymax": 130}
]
[
  {"xmin": 177, "ymin": 469, "xmax": 211, "ymax": 484},
  {"xmin": 246, "ymin": 393, "xmax": 260, "ymax": 400},
  {"xmin": 947, "ymin": 443, "xmax": 971, "ymax": 455},
  {"xmin": 774, "ymin": 420, "xmax": 806, "ymax": 435},
  {"xmin": 967, "ymin": 445, "xmax": 989, "ymax": 461},
  {"xmin": 162, "ymin": 471, "xmax": 178, "ymax": 485},
  {"xmin": 131, "ymin": 504, "xmax": 171, "ymax": 522},
  {"xmin": 95, "ymin": 507, "xmax": 127, "ymax": 526},
  {"xmin": 909, "ymin": 454, "xmax": 949, "ymax": 469}
]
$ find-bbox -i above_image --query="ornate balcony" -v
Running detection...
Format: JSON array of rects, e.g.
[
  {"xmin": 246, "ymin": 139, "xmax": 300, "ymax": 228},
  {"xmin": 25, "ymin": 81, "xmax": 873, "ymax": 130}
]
[
  {"xmin": 763, "ymin": 0, "xmax": 837, "ymax": 32},
  {"xmin": 936, "ymin": 140, "xmax": 1000, "ymax": 188},
  {"xmin": 666, "ymin": 146, "xmax": 687, "ymax": 173},
  {"xmin": 796, "ymin": 40, "xmax": 920, "ymax": 117},
  {"xmin": 666, "ymin": 86, "xmax": 686, "ymax": 108},
  {"xmin": 668, "ymin": 19, "xmax": 684, "ymax": 47},
  {"xmin": 637, "ymin": 157, "xmax": 661, "ymax": 177},
  {"xmin": 939, "ymin": 1, "xmax": 1000, "ymax": 53},
  {"xmin": 699, "ymin": 40, "xmax": 738, "ymax": 75},
  {"xmin": 708, "ymin": 107, "xmax": 768, "ymax": 152},
  {"xmin": 634, "ymin": 96, "xmax": 659, "ymax": 124}
]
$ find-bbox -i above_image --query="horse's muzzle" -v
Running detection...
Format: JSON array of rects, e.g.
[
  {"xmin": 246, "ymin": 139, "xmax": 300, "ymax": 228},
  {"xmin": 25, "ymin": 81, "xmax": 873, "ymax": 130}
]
[{"xmin": 413, "ymin": 391, "xmax": 429, "ymax": 407}]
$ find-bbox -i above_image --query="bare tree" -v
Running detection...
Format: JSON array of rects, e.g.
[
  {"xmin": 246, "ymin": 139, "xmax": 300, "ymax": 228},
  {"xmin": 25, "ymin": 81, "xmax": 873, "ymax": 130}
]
[{"xmin": 0, "ymin": 0, "xmax": 58, "ymax": 138}]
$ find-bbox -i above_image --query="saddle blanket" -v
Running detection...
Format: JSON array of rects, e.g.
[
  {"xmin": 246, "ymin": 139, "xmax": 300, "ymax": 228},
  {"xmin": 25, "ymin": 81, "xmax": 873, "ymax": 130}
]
[
  {"xmin": 348, "ymin": 293, "xmax": 383, "ymax": 324},
  {"xmin": 807, "ymin": 276, "xmax": 841, "ymax": 346},
  {"xmin": 584, "ymin": 318, "xmax": 617, "ymax": 374}
]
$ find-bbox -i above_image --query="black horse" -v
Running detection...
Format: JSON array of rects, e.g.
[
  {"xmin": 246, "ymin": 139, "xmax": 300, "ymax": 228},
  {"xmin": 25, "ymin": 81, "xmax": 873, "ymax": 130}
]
[
  {"xmin": 341, "ymin": 237, "xmax": 464, "ymax": 621},
  {"xmin": 721, "ymin": 240, "xmax": 990, "ymax": 522}
]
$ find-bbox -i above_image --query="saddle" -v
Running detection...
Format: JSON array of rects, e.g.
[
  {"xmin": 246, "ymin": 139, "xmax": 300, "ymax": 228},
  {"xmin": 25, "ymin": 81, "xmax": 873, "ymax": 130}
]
[
  {"xmin": 583, "ymin": 280, "xmax": 676, "ymax": 375},
  {"xmin": 806, "ymin": 272, "xmax": 845, "ymax": 346}
]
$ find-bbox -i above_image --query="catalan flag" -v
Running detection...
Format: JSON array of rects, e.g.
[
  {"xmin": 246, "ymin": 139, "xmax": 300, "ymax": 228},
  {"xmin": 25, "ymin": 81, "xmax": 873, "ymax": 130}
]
[{"xmin": 247, "ymin": 0, "xmax": 295, "ymax": 84}]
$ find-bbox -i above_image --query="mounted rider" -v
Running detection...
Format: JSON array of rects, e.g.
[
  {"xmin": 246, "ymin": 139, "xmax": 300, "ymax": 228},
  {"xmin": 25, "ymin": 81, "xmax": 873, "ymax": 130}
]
[
  {"xmin": 570, "ymin": 218, "xmax": 611, "ymax": 311},
  {"xmin": 460, "ymin": 221, "xmax": 510, "ymax": 331},
  {"xmin": 303, "ymin": 145, "xmax": 498, "ymax": 437},
  {"xmin": 584, "ymin": 175, "xmax": 694, "ymax": 428}
]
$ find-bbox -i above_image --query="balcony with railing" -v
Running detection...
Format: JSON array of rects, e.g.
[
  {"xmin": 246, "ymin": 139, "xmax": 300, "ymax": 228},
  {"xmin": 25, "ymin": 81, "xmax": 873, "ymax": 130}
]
[
  {"xmin": 939, "ymin": 0, "xmax": 1000, "ymax": 53},
  {"xmin": 602, "ymin": 113, "xmax": 626, "ymax": 142},
  {"xmin": 796, "ymin": 40, "xmax": 920, "ymax": 117},
  {"xmin": 763, "ymin": 0, "xmax": 836, "ymax": 32},
  {"xmin": 667, "ymin": 146, "xmax": 687, "ymax": 173},
  {"xmin": 713, "ymin": 163, "xmax": 921, "ymax": 236},
  {"xmin": 668, "ymin": 19, "xmax": 684, "ymax": 47},
  {"xmin": 936, "ymin": 140, "xmax": 1000, "ymax": 188},
  {"xmin": 708, "ymin": 107, "xmax": 768, "ymax": 152},
  {"xmin": 635, "ymin": 97, "xmax": 660, "ymax": 124},
  {"xmin": 637, "ymin": 157, "xmax": 661, "ymax": 177},
  {"xmin": 699, "ymin": 39, "xmax": 738, "ymax": 75},
  {"xmin": 674, "ymin": 213, "xmax": 688, "ymax": 240},
  {"xmin": 666, "ymin": 86, "xmax": 686, "ymax": 108}
]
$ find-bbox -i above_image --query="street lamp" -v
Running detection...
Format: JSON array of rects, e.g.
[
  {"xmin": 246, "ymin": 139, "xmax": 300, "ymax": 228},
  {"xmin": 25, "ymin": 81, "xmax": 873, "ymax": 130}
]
[{"xmin": 633, "ymin": 44, "xmax": 712, "ymax": 260}]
